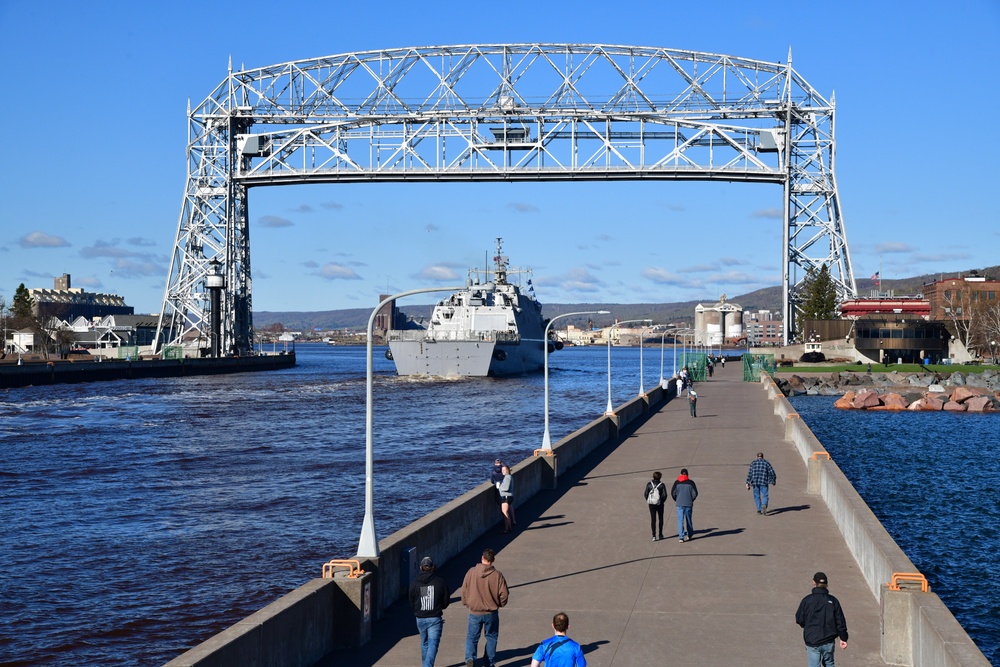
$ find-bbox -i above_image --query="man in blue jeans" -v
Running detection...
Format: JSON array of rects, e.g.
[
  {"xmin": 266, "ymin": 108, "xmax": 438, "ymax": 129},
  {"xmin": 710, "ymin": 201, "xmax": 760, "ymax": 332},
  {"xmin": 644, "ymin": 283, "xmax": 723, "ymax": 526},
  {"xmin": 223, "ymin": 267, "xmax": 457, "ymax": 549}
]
[
  {"xmin": 408, "ymin": 556, "xmax": 450, "ymax": 667},
  {"xmin": 461, "ymin": 548, "xmax": 509, "ymax": 667},
  {"xmin": 745, "ymin": 452, "xmax": 777, "ymax": 515},
  {"xmin": 795, "ymin": 571, "xmax": 849, "ymax": 666},
  {"xmin": 670, "ymin": 468, "xmax": 698, "ymax": 542}
]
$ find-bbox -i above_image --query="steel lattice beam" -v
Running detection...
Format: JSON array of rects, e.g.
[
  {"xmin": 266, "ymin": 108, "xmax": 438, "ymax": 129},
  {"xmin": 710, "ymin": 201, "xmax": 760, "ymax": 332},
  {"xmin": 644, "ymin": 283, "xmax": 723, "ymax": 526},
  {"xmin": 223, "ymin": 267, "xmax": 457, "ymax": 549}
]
[{"xmin": 154, "ymin": 44, "xmax": 857, "ymax": 354}]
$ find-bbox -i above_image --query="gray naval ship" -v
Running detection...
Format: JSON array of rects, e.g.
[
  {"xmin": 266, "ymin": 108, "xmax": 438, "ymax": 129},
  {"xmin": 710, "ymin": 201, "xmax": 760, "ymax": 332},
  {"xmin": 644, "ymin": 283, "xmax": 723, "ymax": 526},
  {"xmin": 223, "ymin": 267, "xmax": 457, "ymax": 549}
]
[{"xmin": 386, "ymin": 239, "xmax": 556, "ymax": 377}]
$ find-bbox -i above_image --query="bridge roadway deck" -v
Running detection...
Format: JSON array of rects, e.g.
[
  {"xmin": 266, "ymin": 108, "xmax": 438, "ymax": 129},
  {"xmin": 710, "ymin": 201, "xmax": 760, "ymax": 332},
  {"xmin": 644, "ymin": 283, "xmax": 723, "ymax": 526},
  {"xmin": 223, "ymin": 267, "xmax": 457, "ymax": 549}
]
[{"xmin": 335, "ymin": 371, "xmax": 888, "ymax": 666}]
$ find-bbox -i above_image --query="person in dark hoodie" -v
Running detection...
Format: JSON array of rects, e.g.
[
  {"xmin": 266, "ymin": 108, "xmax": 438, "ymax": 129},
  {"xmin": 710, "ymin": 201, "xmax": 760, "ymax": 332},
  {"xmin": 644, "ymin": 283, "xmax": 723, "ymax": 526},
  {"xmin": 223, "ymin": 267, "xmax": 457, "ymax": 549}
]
[
  {"xmin": 795, "ymin": 571, "xmax": 849, "ymax": 666},
  {"xmin": 462, "ymin": 548, "xmax": 509, "ymax": 667},
  {"xmin": 670, "ymin": 468, "xmax": 698, "ymax": 542},
  {"xmin": 409, "ymin": 556, "xmax": 450, "ymax": 667}
]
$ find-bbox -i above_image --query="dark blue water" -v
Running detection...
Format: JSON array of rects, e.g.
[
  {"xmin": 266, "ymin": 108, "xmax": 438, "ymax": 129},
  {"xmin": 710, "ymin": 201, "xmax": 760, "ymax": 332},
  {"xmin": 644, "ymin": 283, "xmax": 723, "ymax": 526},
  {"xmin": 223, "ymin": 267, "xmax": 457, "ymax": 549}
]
[
  {"xmin": 1, "ymin": 343, "xmax": 677, "ymax": 666},
  {"xmin": 790, "ymin": 395, "xmax": 999, "ymax": 665}
]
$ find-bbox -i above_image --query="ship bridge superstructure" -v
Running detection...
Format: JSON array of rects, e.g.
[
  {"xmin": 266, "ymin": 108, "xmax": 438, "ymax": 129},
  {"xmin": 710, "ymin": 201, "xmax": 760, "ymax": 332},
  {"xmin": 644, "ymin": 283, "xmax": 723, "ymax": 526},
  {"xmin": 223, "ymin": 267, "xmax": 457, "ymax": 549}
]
[{"xmin": 155, "ymin": 43, "xmax": 857, "ymax": 353}]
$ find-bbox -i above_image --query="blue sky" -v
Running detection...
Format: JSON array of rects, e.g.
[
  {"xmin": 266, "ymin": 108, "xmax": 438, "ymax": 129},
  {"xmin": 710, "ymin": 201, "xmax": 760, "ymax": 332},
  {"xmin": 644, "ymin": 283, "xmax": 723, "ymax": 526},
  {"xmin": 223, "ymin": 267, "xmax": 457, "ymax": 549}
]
[{"xmin": 1, "ymin": 1, "xmax": 998, "ymax": 315}]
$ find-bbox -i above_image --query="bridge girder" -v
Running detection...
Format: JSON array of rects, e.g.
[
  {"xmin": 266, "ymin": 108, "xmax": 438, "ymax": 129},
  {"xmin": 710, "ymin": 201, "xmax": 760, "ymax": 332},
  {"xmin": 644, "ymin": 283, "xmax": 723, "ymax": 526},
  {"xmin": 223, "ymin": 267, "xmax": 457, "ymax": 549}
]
[{"xmin": 155, "ymin": 44, "xmax": 857, "ymax": 354}]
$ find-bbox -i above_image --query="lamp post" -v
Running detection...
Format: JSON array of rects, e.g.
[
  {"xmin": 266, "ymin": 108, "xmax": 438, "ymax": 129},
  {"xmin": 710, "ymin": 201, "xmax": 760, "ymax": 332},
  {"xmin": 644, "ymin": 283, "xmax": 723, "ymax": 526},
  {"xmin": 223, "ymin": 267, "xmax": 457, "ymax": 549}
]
[
  {"xmin": 991, "ymin": 340, "xmax": 997, "ymax": 365},
  {"xmin": 542, "ymin": 309, "xmax": 609, "ymax": 450},
  {"xmin": 605, "ymin": 318, "xmax": 652, "ymax": 414},
  {"xmin": 358, "ymin": 284, "xmax": 465, "ymax": 558}
]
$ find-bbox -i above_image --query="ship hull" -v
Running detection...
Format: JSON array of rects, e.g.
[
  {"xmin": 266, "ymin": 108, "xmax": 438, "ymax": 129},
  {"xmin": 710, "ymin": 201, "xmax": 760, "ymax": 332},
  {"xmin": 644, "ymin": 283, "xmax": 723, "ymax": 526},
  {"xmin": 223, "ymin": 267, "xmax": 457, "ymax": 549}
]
[{"xmin": 388, "ymin": 338, "xmax": 545, "ymax": 377}]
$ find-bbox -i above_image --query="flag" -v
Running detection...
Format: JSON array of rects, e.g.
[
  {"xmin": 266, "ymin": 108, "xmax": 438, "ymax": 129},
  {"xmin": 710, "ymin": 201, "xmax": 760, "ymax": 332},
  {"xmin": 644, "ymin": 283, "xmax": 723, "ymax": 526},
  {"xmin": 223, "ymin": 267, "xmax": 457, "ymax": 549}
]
[{"xmin": 870, "ymin": 271, "xmax": 879, "ymax": 280}]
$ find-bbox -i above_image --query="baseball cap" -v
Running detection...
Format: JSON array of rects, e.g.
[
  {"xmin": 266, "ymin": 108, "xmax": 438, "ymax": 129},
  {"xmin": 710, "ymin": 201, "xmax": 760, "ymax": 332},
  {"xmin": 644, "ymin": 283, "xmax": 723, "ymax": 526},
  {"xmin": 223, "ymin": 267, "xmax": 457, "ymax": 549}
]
[
  {"xmin": 813, "ymin": 572, "xmax": 828, "ymax": 585},
  {"xmin": 420, "ymin": 557, "xmax": 434, "ymax": 569}
]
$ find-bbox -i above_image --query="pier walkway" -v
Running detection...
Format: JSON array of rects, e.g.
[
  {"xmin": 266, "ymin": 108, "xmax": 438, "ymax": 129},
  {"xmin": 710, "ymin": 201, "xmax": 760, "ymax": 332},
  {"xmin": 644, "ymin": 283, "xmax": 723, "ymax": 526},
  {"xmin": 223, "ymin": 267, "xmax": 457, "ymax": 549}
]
[{"xmin": 333, "ymin": 370, "xmax": 888, "ymax": 666}]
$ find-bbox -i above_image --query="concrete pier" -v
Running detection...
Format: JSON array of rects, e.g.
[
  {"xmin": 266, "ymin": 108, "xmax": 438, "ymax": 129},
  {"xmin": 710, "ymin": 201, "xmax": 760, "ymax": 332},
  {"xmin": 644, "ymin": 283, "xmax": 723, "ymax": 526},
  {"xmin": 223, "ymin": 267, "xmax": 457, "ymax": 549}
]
[
  {"xmin": 165, "ymin": 369, "xmax": 989, "ymax": 666},
  {"xmin": 333, "ymin": 371, "xmax": 894, "ymax": 666}
]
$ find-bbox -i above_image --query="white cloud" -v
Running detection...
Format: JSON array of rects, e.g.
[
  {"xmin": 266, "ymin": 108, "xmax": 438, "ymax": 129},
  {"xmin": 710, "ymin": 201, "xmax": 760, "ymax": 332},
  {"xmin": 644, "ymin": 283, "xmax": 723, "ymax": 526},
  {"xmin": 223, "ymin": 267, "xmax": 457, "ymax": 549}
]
[
  {"xmin": 318, "ymin": 263, "xmax": 362, "ymax": 280},
  {"xmin": 750, "ymin": 208, "xmax": 782, "ymax": 219},
  {"xmin": 507, "ymin": 202, "xmax": 539, "ymax": 213},
  {"xmin": 414, "ymin": 265, "xmax": 461, "ymax": 281},
  {"xmin": 19, "ymin": 231, "xmax": 70, "ymax": 248},
  {"xmin": 874, "ymin": 242, "xmax": 915, "ymax": 253}
]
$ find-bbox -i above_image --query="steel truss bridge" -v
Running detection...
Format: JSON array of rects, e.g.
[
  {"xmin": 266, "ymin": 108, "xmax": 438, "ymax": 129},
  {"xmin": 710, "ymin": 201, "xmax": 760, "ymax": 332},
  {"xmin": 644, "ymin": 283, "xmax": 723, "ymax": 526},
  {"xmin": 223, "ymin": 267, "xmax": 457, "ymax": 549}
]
[{"xmin": 155, "ymin": 43, "xmax": 857, "ymax": 353}]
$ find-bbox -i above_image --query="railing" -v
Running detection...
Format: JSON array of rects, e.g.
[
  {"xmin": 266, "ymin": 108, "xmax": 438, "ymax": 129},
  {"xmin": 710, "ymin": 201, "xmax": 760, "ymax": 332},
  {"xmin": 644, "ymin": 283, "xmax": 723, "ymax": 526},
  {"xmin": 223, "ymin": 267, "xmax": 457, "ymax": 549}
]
[
  {"xmin": 386, "ymin": 330, "xmax": 521, "ymax": 344},
  {"xmin": 743, "ymin": 353, "xmax": 776, "ymax": 381}
]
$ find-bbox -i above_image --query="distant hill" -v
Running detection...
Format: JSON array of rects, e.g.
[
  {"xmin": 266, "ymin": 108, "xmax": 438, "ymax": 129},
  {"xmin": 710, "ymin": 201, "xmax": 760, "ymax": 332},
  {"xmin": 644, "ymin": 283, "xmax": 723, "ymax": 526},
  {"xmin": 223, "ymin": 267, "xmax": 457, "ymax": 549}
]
[{"xmin": 256, "ymin": 265, "xmax": 999, "ymax": 332}]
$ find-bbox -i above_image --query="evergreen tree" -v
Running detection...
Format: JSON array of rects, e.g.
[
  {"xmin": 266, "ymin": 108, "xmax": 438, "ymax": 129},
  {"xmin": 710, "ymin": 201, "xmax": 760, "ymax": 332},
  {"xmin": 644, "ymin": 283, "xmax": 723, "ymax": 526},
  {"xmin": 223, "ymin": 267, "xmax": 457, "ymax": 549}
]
[
  {"xmin": 12, "ymin": 283, "xmax": 34, "ymax": 319},
  {"xmin": 799, "ymin": 265, "xmax": 838, "ymax": 320}
]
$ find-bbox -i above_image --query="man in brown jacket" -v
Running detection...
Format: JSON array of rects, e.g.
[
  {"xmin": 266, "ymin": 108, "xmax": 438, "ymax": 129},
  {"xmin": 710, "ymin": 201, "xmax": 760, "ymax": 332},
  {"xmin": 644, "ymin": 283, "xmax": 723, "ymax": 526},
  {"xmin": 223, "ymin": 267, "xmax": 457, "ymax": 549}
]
[{"xmin": 461, "ymin": 548, "xmax": 509, "ymax": 667}]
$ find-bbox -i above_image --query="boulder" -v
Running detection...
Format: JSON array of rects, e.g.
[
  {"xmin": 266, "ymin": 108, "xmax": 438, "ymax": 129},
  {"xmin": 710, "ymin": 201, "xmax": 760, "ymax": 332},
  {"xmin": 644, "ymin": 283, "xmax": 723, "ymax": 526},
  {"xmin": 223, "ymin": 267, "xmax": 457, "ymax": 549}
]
[
  {"xmin": 965, "ymin": 396, "xmax": 994, "ymax": 413},
  {"xmin": 947, "ymin": 371, "xmax": 967, "ymax": 386},
  {"xmin": 908, "ymin": 397, "xmax": 942, "ymax": 411},
  {"xmin": 853, "ymin": 390, "xmax": 883, "ymax": 409},
  {"xmin": 927, "ymin": 384, "xmax": 946, "ymax": 393},
  {"xmin": 785, "ymin": 375, "xmax": 808, "ymax": 396},
  {"xmin": 879, "ymin": 393, "xmax": 909, "ymax": 410},
  {"xmin": 951, "ymin": 386, "xmax": 987, "ymax": 403},
  {"xmin": 834, "ymin": 391, "xmax": 857, "ymax": 409},
  {"xmin": 943, "ymin": 401, "xmax": 967, "ymax": 412}
]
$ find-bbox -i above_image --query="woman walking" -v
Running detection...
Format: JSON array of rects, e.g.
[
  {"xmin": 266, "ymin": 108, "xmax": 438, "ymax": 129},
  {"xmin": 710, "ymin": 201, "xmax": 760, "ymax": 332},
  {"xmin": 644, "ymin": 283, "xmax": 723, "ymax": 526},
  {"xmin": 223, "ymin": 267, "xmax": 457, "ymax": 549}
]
[{"xmin": 498, "ymin": 465, "xmax": 514, "ymax": 533}]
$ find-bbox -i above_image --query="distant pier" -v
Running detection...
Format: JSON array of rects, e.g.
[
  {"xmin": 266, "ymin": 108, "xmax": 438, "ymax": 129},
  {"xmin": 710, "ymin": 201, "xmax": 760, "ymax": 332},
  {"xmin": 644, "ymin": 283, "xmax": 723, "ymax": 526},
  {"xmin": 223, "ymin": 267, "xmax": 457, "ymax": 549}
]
[{"xmin": 0, "ymin": 352, "xmax": 295, "ymax": 389}]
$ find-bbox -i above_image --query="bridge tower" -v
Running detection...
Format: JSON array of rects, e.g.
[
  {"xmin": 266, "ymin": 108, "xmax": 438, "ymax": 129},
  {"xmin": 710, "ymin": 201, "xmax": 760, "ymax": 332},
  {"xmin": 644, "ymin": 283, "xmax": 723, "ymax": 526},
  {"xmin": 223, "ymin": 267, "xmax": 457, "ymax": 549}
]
[{"xmin": 154, "ymin": 45, "xmax": 856, "ymax": 354}]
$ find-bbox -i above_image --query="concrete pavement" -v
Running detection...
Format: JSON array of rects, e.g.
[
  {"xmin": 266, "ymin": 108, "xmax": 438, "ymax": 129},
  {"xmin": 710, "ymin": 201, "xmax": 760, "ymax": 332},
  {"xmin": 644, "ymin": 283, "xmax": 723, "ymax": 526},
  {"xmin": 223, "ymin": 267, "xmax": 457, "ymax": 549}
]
[{"xmin": 332, "ymin": 369, "xmax": 887, "ymax": 666}]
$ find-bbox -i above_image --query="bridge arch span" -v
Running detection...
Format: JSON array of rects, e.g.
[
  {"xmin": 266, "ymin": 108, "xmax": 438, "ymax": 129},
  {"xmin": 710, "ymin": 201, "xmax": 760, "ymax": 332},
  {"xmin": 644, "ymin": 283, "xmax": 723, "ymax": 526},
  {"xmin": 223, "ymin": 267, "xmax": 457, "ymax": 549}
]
[{"xmin": 155, "ymin": 44, "xmax": 856, "ymax": 353}]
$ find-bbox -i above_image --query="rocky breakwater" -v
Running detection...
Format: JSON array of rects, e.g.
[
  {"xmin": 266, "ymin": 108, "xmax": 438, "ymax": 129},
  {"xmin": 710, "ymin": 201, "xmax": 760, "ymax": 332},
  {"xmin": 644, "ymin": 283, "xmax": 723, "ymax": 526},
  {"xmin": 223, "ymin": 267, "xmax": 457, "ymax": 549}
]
[{"xmin": 776, "ymin": 369, "xmax": 1000, "ymax": 413}]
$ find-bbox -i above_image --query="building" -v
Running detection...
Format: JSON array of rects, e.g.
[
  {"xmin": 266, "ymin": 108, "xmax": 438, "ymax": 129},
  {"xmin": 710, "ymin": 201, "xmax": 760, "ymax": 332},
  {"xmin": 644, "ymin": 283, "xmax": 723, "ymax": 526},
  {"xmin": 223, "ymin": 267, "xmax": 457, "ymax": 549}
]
[
  {"xmin": 923, "ymin": 274, "xmax": 999, "ymax": 321},
  {"xmin": 694, "ymin": 295, "xmax": 743, "ymax": 346},
  {"xmin": 28, "ymin": 274, "xmax": 134, "ymax": 320}
]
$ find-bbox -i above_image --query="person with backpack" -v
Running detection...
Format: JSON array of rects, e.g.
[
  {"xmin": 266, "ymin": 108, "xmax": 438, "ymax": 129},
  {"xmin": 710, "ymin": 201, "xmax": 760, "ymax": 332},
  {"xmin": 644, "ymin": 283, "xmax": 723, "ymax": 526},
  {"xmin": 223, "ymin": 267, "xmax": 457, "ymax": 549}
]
[{"xmin": 644, "ymin": 471, "xmax": 667, "ymax": 541}]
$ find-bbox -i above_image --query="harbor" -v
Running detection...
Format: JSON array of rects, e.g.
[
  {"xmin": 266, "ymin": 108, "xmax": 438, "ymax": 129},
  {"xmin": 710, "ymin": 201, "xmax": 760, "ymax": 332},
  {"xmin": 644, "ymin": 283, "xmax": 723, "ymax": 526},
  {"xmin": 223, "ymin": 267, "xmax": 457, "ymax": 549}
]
[{"xmin": 1, "ymin": 345, "xmax": 995, "ymax": 666}]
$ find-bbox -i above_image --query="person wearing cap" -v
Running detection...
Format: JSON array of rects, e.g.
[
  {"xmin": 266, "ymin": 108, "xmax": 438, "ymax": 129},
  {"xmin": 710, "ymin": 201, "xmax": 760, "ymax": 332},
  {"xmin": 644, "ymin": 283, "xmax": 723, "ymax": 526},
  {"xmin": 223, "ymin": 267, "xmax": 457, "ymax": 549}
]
[
  {"xmin": 462, "ymin": 548, "xmax": 509, "ymax": 667},
  {"xmin": 795, "ymin": 571, "xmax": 849, "ymax": 666},
  {"xmin": 409, "ymin": 556, "xmax": 450, "ymax": 667},
  {"xmin": 490, "ymin": 459, "xmax": 505, "ymax": 485},
  {"xmin": 670, "ymin": 468, "xmax": 698, "ymax": 542},
  {"xmin": 746, "ymin": 452, "xmax": 777, "ymax": 515}
]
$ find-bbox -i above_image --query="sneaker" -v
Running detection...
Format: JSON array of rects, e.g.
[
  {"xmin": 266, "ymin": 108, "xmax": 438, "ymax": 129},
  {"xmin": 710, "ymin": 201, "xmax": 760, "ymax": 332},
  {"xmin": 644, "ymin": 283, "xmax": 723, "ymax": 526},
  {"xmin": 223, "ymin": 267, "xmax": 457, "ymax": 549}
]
[
  {"xmin": 658, "ymin": 534, "xmax": 665, "ymax": 540},
  {"xmin": 652, "ymin": 535, "xmax": 657, "ymax": 541},
  {"xmin": 679, "ymin": 538, "xmax": 685, "ymax": 543},
  {"xmin": 762, "ymin": 505, "xmax": 768, "ymax": 515},
  {"xmin": 466, "ymin": 660, "xmax": 475, "ymax": 667}
]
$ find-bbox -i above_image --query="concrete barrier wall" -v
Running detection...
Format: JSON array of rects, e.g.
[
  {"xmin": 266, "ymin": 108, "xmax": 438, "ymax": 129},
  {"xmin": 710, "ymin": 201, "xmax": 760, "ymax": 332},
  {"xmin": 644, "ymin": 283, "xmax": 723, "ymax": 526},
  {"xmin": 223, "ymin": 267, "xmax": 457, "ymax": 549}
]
[
  {"xmin": 163, "ymin": 379, "xmax": 676, "ymax": 666},
  {"xmin": 758, "ymin": 375, "xmax": 989, "ymax": 666}
]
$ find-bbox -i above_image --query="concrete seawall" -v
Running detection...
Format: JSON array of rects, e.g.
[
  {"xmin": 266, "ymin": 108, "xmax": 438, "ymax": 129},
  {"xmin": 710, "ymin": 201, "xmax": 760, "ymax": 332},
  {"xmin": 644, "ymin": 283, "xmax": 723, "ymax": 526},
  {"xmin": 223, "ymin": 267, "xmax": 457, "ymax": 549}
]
[
  {"xmin": 762, "ymin": 374, "xmax": 989, "ymax": 666},
  {"xmin": 164, "ymin": 376, "xmax": 989, "ymax": 666}
]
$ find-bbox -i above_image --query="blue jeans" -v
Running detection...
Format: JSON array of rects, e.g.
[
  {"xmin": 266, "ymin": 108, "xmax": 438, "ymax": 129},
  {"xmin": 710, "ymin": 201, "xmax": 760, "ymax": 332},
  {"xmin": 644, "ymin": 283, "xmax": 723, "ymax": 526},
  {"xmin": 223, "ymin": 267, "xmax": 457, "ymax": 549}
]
[
  {"xmin": 676, "ymin": 505, "xmax": 693, "ymax": 539},
  {"xmin": 466, "ymin": 610, "xmax": 499, "ymax": 665},
  {"xmin": 752, "ymin": 484, "xmax": 769, "ymax": 512},
  {"xmin": 806, "ymin": 641, "xmax": 836, "ymax": 667},
  {"xmin": 415, "ymin": 616, "xmax": 443, "ymax": 667}
]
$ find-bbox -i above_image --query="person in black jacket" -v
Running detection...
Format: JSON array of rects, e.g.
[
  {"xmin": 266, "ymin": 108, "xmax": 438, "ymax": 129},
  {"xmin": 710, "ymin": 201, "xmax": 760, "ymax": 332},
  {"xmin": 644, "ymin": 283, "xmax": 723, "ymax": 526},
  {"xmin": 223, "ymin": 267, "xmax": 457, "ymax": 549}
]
[
  {"xmin": 644, "ymin": 471, "xmax": 667, "ymax": 541},
  {"xmin": 409, "ymin": 556, "xmax": 450, "ymax": 667},
  {"xmin": 795, "ymin": 571, "xmax": 849, "ymax": 666}
]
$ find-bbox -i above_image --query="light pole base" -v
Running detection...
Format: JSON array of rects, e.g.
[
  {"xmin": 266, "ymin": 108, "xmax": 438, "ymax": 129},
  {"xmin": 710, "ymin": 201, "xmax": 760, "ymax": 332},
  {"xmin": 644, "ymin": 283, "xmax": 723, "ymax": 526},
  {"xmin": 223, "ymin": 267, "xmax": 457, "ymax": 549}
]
[{"xmin": 357, "ymin": 513, "xmax": 380, "ymax": 558}]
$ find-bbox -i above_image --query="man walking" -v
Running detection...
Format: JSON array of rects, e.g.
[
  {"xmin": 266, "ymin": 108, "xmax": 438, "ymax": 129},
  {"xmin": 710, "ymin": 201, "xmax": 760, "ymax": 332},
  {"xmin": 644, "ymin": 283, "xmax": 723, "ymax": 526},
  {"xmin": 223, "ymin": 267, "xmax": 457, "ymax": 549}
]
[
  {"xmin": 746, "ymin": 452, "xmax": 777, "ymax": 515},
  {"xmin": 670, "ymin": 468, "xmax": 698, "ymax": 542},
  {"xmin": 688, "ymin": 388, "xmax": 698, "ymax": 417},
  {"xmin": 462, "ymin": 548, "xmax": 509, "ymax": 667},
  {"xmin": 530, "ymin": 612, "xmax": 587, "ymax": 667},
  {"xmin": 795, "ymin": 571, "xmax": 849, "ymax": 666},
  {"xmin": 644, "ymin": 471, "xmax": 667, "ymax": 541},
  {"xmin": 408, "ymin": 556, "xmax": 450, "ymax": 667}
]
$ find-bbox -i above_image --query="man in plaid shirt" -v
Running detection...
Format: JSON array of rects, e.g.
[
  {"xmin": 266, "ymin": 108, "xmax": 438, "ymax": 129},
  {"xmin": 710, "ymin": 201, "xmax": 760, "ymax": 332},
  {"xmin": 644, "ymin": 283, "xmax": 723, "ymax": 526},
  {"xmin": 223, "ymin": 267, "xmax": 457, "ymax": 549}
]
[{"xmin": 746, "ymin": 452, "xmax": 777, "ymax": 515}]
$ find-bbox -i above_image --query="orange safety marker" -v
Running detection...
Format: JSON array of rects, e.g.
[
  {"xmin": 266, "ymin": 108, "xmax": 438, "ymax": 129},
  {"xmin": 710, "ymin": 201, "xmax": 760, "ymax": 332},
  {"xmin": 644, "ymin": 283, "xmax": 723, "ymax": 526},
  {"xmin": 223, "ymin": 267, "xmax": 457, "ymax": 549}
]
[
  {"xmin": 888, "ymin": 572, "xmax": 928, "ymax": 592},
  {"xmin": 811, "ymin": 452, "xmax": 831, "ymax": 460},
  {"xmin": 533, "ymin": 449, "xmax": 556, "ymax": 457},
  {"xmin": 321, "ymin": 559, "xmax": 363, "ymax": 579}
]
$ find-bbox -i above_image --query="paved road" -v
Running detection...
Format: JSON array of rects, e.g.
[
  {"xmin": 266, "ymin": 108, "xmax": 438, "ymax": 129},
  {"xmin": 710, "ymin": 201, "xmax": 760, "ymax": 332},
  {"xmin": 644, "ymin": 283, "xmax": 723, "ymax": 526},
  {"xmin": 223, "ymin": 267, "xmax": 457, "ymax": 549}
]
[{"xmin": 335, "ymin": 370, "xmax": 887, "ymax": 666}]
